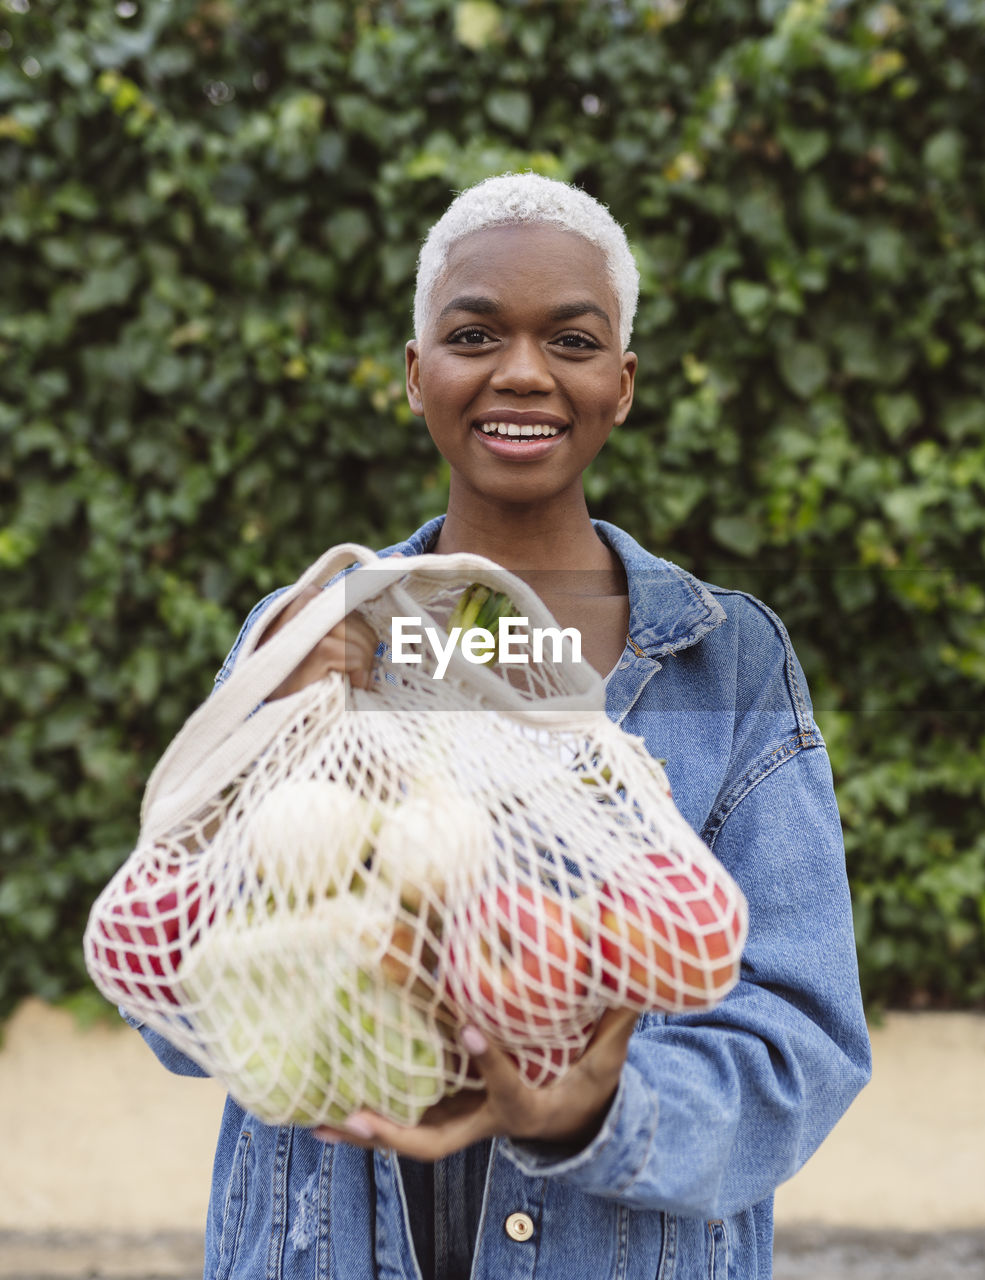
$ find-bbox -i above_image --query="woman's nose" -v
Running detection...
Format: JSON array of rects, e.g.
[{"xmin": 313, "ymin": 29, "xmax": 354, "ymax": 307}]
[{"xmin": 489, "ymin": 336, "xmax": 556, "ymax": 394}]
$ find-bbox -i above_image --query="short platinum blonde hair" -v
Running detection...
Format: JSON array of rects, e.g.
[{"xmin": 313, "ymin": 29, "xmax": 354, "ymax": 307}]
[{"xmin": 413, "ymin": 172, "xmax": 640, "ymax": 351}]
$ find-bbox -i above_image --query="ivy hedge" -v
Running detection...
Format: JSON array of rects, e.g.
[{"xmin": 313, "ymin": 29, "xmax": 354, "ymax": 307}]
[{"xmin": 2, "ymin": 0, "xmax": 984, "ymax": 1020}]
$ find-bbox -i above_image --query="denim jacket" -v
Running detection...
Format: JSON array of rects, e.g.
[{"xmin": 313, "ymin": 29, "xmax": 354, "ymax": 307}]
[{"xmin": 128, "ymin": 516, "xmax": 871, "ymax": 1280}]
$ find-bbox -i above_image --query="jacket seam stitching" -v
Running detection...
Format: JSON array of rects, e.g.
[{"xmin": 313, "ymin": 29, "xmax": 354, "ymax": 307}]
[
  {"xmin": 707, "ymin": 586, "xmax": 815, "ymax": 736},
  {"xmin": 705, "ymin": 733, "xmax": 824, "ymax": 850},
  {"xmin": 626, "ymin": 632, "xmax": 647, "ymax": 658},
  {"xmin": 628, "ymin": 568, "xmax": 725, "ymax": 655},
  {"xmin": 317, "ymin": 1144, "xmax": 332, "ymax": 1280}
]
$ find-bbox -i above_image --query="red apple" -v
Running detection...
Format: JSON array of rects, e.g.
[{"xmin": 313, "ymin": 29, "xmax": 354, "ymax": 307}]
[
  {"xmin": 445, "ymin": 882, "xmax": 593, "ymax": 1041},
  {"xmin": 96, "ymin": 863, "xmax": 211, "ymax": 1005},
  {"xmin": 509, "ymin": 1042, "xmax": 571, "ymax": 1087},
  {"xmin": 598, "ymin": 854, "xmax": 742, "ymax": 1010}
]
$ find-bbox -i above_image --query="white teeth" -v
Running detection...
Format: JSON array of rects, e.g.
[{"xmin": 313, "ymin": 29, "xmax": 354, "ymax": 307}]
[{"xmin": 480, "ymin": 422, "xmax": 562, "ymax": 438}]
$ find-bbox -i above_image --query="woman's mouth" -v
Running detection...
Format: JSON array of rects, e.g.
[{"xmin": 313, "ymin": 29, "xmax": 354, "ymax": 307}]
[
  {"xmin": 472, "ymin": 421, "xmax": 569, "ymax": 459},
  {"xmin": 478, "ymin": 421, "xmax": 565, "ymax": 439}
]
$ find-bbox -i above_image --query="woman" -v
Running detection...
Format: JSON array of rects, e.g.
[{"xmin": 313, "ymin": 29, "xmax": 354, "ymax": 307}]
[{"xmin": 132, "ymin": 173, "xmax": 871, "ymax": 1279}]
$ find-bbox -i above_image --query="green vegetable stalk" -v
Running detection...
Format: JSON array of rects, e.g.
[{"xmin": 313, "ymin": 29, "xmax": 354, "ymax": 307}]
[{"xmin": 447, "ymin": 583, "xmax": 519, "ymax": 664}]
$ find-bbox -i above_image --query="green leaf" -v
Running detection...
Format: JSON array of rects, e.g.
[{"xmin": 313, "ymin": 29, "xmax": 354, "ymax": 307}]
[
  {"xmin": 711, "ymin": 515, "xmax": 762, "ymax": 557},
  {"xmin": 51, "ymin": 183, "xmax": 100, "ymax": 220},
  {"xmin": 680, "ymin": 245, "xmax": 743, "ymax": 303},
  {"xmin": 141, "ymin": 354, "xmax": 188, "ymax": 396},
  {"xmin": 729, "ymin": 279, "xmax": 772, "ymax": 323},
  {"xmin": 874, "ymin": 392, "xmax": 921, "ymax": 440},
  {"xmin": 776, "ymin": 340, "xmax": 829, "ymax": 399},
  {"xmin": 734, "ymin": 187, "xmax": 788, "ymax": 248},
  {"xmin": 865, "ymin": 227, "xmax": 907, "ymax": 281},
  {"xmin": 454, "ymin": 1, "xmax": 505, "ymax": 50},
  {"xmin": 923, "ymin": 129, "xmax": 964, "ymax": 182},
  {"xmin": 325, "ymin": 208, "xmax": 373, "ymax": 263},
  {"xmin": 941, "ymin": 397, "xmax": 985, "ymax": 442},
  {"xmin": 72, "ymin": 261, "xmax": 139, "ymax": 315},
  {"xmin": 485, "ymin": 89, "xmax": 532, "ymax": 137},
  {"xmin": 777, "ymin": 123, "xmax": 829, "ymax": 171}
]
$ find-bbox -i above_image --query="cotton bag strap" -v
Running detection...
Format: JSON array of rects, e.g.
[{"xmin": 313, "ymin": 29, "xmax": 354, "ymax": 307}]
[
  {"xmin": 140, "ymin": 543, "xmax": 394, "ymax": 835},
  {"xmin": 139, "ymin": 544, "xmax": 604, "ymax": 839}
]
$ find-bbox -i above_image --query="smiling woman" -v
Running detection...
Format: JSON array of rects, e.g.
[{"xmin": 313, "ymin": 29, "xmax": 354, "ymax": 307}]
[
  {"xmin": 406, "ymin": 222, "xmax": 637, "ymax": 543},
  {"xmin": 124, "ymin": 172, "xmax": 871, "ymax": 1280}
]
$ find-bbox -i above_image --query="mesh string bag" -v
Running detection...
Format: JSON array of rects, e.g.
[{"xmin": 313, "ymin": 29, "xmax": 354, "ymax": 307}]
[{"xmin": 84, "ymin": 544, "xmax": 748, "ymax": 1126}]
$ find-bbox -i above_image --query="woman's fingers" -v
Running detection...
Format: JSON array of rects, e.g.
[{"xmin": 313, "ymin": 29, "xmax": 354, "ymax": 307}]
[
  {"xmin": 583, "ymin": 1007, "xmax": 640, "ymax": 1063},
  {"xmin": 329, "ymin": 613, "xmax": 381, "ymax": 689},
  {"xmin": 258, "ymin": 554, "xmax": 406, "ymax": 698},
  {"xmin": 312, "ymin": 1086, "xmax": 493, "ymax": 1162},
  {"xmin": 311, "ymin": 1009, "xmax": 640, "ymax": 1160},
  {"xmin": 257, "ymin": 592, "xmax": 380, "ymax": 700},
  {"xmin": 469, "ymin": 1010, "xmax": 637, "ymax": 1148}
]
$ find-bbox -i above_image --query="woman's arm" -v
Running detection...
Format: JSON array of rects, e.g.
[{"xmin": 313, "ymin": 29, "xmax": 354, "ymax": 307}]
[
  {"xmin": 499, "ymin": 743, "xmax": 871, "ymax": 1216},
  {"xmin": 319, "ymin": 742, "xmax": 867, "ymax": 1194}
]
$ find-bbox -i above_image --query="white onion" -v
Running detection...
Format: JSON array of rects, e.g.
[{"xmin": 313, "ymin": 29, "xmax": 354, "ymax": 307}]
[
  {"xmin": 248, "ymin": 779, "xmax": 376, "ymax": 904},
  {"xmin": 373, "ymin": 783, "xmax": 492, "ymax": 915}
]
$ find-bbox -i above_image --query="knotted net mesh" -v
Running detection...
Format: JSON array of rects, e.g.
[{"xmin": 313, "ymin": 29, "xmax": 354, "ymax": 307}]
[{"xmin": 85, "ymin": 554, "xmax": 747, "ymax": 1126}]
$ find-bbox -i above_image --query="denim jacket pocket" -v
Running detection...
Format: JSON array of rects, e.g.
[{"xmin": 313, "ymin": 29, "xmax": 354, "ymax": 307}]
[{"xmin": 215, "ymin": 1127, "xmax": 253, "ymax": 1280}]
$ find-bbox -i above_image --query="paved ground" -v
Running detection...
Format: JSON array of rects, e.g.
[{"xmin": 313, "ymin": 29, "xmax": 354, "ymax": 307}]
[
  {"xmin": 2, "ymin": 1228, "xmax": 985, "ymax": 1280},
  {"xmin": 3, "ymin": 1003, "xmax": 984, "ymax": 1276},
  {"xmin": 774, "ymin": 1226, "xmax": 985, "ymax": 1279}
]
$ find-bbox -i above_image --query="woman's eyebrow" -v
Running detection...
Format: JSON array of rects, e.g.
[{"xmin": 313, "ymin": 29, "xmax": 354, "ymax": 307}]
[
  {"xmin": 437, "ymin": 295, "xmax": 613, "ymax": 333},
  {"xmin": 549, "ymin": 300, "xmax": 613, "ymax": 333},
  {"xmin": 438, "ymin": 294, "xmax": 499, "ymax": 319}
]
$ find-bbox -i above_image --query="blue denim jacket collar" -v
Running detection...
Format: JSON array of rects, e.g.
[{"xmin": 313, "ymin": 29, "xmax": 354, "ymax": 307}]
[{"xmin": 389, "ymin": 514, "xmax": 727, "ymax": 660}]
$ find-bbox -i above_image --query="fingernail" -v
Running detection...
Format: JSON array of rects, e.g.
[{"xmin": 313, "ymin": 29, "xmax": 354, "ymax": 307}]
[
  {"xmin": 461, "ymin": 1025, "xmax": 488, "ymax": 1056},
  {"xmin": 344, "ymin": 1115, "xmax": 375, "ymax": 1140}
]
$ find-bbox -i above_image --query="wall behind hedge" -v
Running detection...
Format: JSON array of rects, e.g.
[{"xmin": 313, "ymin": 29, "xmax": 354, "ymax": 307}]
[{"xmin": 2, "ymin": 0, "xmax": 983, "ymax": 1018}]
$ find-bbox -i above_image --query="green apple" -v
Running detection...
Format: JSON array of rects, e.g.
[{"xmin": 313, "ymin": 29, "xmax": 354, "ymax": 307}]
[{"xmin": 177, "ymin": 907, "xmax": 449, "ymax": 1127}]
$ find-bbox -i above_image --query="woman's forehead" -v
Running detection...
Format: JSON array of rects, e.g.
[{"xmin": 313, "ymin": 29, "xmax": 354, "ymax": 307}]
[{"xmin": 433, "ymin": 224, "xmax": 617, "ymax": 321}]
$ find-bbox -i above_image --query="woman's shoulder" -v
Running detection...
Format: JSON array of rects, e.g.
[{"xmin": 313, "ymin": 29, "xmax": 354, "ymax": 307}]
[
  {"xmin": 596, "ymin": 520, "xmax": 799, "ymax": 659},
  {"xmin": 703, "ymin": 579, "xmax": 801, "ymax": 657},
  {"xmin": 596, "ymin": 520, "xmax": 817, "ymax": 732}
]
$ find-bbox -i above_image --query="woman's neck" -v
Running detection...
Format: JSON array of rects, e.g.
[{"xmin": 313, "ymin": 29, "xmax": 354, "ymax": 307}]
[
  {"xmin": 434, "ymin": 486, "xmax": 629, "ymax": 674},
  {"xmin": 434, "ymin": 488, "xmax": 615, "ymax": 575}
]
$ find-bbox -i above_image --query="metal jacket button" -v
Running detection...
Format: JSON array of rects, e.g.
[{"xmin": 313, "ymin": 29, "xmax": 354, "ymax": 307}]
[{"xmin": 504, "ymin": 1212, "xmax": 534, "ymax": 1242}]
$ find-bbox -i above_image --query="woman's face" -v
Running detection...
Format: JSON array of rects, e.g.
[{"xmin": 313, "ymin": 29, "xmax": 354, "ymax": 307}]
[{"xmin": 406, "ymin": 224, "xmax": 637, "ymax": 513}]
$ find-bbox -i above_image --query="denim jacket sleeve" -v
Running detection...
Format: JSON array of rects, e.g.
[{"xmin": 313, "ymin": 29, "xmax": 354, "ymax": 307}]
[
  {"xmin": 501, "ymin": 576, "xmax": 872, "ymax": 1218},
  {"xmin": 503, "ymin": 745, "xmax": 869, "ymax": 1216}
]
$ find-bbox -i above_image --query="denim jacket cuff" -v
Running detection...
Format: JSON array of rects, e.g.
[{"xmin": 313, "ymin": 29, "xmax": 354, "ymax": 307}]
[
  {"xmin": 121, "ymin": 1005, "xmax": 211, "ymax": 1078},
  {"xmin": 499, "ymin": 1062, "xmax": 659, "ymax": 1193}
]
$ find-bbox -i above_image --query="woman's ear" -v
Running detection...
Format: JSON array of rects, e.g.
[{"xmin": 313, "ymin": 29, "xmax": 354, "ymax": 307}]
[
  {"xmin": 405, "ymin": 340, "xmax": 424, "ymax": 417},
  {"xmin": 613, "ymin": 351, "xmax": 638, "ymax": 426}
]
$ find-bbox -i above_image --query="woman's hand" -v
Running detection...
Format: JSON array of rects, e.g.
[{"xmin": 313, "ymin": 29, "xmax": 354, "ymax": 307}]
[
  {"xmin": 312, "ymin": 1007, "xmax": 639, "ymax": 1162},
  {"xmin": 258, "ymin": 555, "xmax": 404, "ymax": 697}
]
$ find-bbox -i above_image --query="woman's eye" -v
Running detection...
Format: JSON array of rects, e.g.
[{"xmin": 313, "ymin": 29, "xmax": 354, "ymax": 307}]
[
  {"xmin": 555, "ymin": 332, "xmax": 599, "ymax": 350},
  {"xmin": 448, "ymin": 327, "xmax": 493, "ymax": 346}
]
